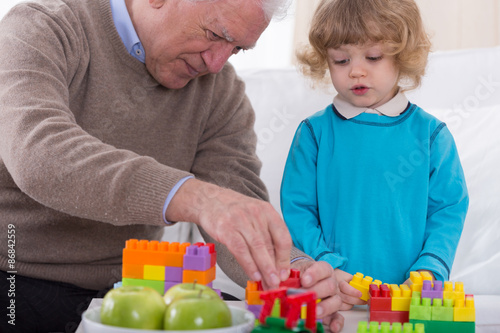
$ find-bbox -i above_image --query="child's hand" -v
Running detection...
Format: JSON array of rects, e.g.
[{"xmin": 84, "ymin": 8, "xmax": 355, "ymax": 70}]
[{"xmin": 334, "ymin": 269, "xmax": 367, "ymax": 310}]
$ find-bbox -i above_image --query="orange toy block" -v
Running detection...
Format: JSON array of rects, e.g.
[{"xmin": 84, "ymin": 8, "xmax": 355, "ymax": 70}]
[
  {"xmin": 182, "ymin": 265, "xmax": 216, "ymax": 285},
  {"xmin": 349, "ymin": 272, "xmax": 381, "ymax": 301},
  {"xmin": 246, "ymin": 281, "xmax": 264, "ymax": 305},
  {"xmin": 123, "ymin": 239, "xmax": 190, "ymax": 267},
  {"xmin": 122, "ymin": 263, "xmax": 143, "ymax": 279}
]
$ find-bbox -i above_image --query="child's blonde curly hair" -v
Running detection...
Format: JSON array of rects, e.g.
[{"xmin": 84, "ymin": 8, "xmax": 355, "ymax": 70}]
[{"xmin": 297, "ymin": 0, "xmax": 431, "ymax": 91}]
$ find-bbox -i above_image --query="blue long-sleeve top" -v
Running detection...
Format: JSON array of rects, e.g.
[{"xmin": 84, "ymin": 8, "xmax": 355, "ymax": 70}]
[{"xmin": 280, "ymin": 101, "xmax": 469, "ymax": 284}]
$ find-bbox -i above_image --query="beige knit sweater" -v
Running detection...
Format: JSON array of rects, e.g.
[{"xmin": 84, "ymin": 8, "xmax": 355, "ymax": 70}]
[{"xmin": 0, "ymin": 0, "xmax": 308, "ymax": 291}]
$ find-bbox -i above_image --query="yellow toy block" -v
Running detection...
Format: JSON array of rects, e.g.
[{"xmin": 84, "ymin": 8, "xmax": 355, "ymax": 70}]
[
  {"xmin": 454, "ymin": 295, "xmax": 475, "ymax": 322},
  {"xmin": 408, "ymin": 271, "xmax": 423, "ymax": 292},
  {"xmin": 391, "ymin": 284, "xmax": 412, "ymax": 311},
  {"xmin": 246, "ymin": 281, "xmax": 263, "ymax": 305},
  {"xmin": 420, "ymin": 271, "xmax": 434, "ymax": 286},
  {"xmin": 443, "ymin": 281, "xmax": 465, "ymax": 305},
  {"xmin": 123, "ymin": 239, "xmax": 190, "ymax": 267},
  {"xmin": 144, "ymin": 265, "xmax": 165, "ymax": 281},
  {"xmin": 182, "ymin": 265, "xmax": 216, "ymax": 284},
  {"xmin": 122, "ymin": 263, "xmax": 143, "ymax": 279},
  {"xmin": 349, "ymin": 272, "xmax": 381, "ymax": 301},
  {"xmin": 301, "ymin": 299, "xmax": 320, "ymax": 319}
]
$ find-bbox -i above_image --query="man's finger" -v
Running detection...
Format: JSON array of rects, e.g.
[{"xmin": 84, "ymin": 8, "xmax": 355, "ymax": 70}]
[{"xmin": 267, "ymin": 210, "xmax": 292, "ymax": 281}]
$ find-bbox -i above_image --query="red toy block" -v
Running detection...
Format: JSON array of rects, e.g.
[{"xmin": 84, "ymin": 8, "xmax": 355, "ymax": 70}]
[
  {"xmin": 280, "ymin": 269, "xmax": 301, "ymax": 288},
  {"xmin": 369, "ymin": 284, "xmax": 392, "ymax": 311},
  {"xmin": 369, "ymin": 309, "xmax": 409, "ymax": 323}
]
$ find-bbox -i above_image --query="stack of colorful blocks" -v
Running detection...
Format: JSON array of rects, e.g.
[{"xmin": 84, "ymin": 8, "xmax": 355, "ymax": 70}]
[
  {"xmin": 121, "ymin": 239, "xmax": 217, "ymax": 296},
  {"xmin": 350, "ymin": 271, "xmax": 476, "ymax": 333},
  {"xmin": 245, "ymin": 269, "xmax": 302, "ymax": 320}
]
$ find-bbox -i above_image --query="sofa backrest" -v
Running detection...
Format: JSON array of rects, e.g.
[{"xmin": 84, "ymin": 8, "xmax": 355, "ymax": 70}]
[{"xmin": 239, "ymin": 46, "xmax": 500, "ymax": 295}]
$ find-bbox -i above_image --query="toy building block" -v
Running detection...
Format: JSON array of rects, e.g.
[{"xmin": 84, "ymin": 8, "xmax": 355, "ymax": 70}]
[
  {"xmin": 280, "ymin": 269, "xmax": 302, "ymax": 288},
  {"xmin": 165, "ymin": 266, "xmax": 183, "ymax": 282},
  {"xmin": 369, "ymin": 284, "xmax": 392, "ymax": 311},
  {"xmin": 165, "ymin": 281, "xmax": 179, "ymax": 292},
  {"xmin": 410, "ymin": 319, "xmax": 475, "ymax": 333},
  {"xmin": 357, "ymin": 321, "xmax": 425, "ymax": 333},
  {"xmin": 369, "ymin": 310, "xmax": 409, "ymax": 324},
  {"xmin": 443, "ymin": 281, "xmax": 465, "ymax": 304},
  {"xmin": 409, "ymin": 293, "xmax": 432, "ymax": 321},
  {"xmin": 454, "ymin": 295, "xmax": 475, "ymax": 322},
  {"xmin": 246, "ymin": 281, "xmax": 264, "ymax": 305},
  {"xmin": 430, "ymin": 297, "xmax": 453, "ymax": 321},
  {"xmin": 182, "ymin": 265, "xmax": 216, "ymax": 284},
  {"xmin": 259, "ymin": 288, "xmax": 289, "ymax": 323},
  {"xmin": 143, "ymin": 264, "xmax": 166, "ymax": 281},
  {"xmin": 349, "ymin": 273, "xmax": 382, "ymax": 301},
  {"xmin": 408, "ymin": 272, "xmax": 423, "ymax": 292},
  {"xmin": 390, "ymin": 284, "xmax": 412, "ymax": 312},
  {"xmin": 252, "ymin": 316, "xmax": 324, "ymax": 333},
  {"xmin": 285, "ymin": 291, "xmax": 317, "ymax": 332},
  {"xmin": 421, "ymin": 280, "xmax": 443, "ymax": 302},
  {"xmin": 183, "ymin": 244, "xmax": 212, "ymax": 271},
  {"xmin": 122, "ymin": 277, "xmax": 164, "ymax": 295},
  {"xmin": 123, "ymin": 239, "xmax": 190, "ymax": 267},
  {"xmin": 122, "ymin": 263, "xmax": 143, "ymax": 279}
]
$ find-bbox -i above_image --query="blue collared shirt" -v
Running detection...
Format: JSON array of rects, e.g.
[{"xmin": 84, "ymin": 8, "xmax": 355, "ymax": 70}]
[
  {"xmin": 110, "ymin": 0, "xmax": 145, "ymax": 62},
  {"xmin": 110, "ymin": 0, "xmax": 193, "ymax": 224}
]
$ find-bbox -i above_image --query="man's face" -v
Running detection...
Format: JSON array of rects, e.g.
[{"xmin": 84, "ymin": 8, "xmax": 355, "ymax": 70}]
[{"xmin": 135, "ymin": 0, "xmax": 269, "ymax": 89}]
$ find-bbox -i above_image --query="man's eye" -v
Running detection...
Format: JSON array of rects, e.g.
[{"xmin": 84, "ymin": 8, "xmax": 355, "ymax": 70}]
[{"xmin": 208, "ymin": 31, "xmax": 222, "ymax": 40}]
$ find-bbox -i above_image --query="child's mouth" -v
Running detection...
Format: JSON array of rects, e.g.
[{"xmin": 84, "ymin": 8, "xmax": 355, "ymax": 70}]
[{"xmin": 351, "ymin": 85, "xmax": 369, "ymax": 95}]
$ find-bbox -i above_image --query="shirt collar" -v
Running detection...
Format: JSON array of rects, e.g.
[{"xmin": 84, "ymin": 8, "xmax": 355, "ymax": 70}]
[
  {"xmin": 109, "ymin": 0, "xmax": 145, "ymax": 63},
  {"xmin": 333, "ymin": 91, "xmax": 409, "ymax": 119}
]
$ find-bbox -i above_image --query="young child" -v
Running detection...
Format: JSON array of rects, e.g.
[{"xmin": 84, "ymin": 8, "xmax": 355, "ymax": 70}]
[{"xmin": 280, "ymin": 0, "xmax": 469, "ymax": 307}]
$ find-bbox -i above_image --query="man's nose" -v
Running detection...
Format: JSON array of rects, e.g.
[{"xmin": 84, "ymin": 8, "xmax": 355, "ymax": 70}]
[{"xmin": 201, "ymin": 43, "xmax": 236, "ymax": 74}]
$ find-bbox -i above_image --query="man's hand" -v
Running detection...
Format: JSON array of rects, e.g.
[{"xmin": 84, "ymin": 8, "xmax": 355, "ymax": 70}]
[
  {"xmin": 334, "ymin": 269, "xmax": 366, "ymax": 310},
  {"xmin": 291, "ymin": 260, "xmax": 344, "ymax": 333},
  {"xmin": 166, "ymin": 178, "xmax": 292, "ymax": 290}
]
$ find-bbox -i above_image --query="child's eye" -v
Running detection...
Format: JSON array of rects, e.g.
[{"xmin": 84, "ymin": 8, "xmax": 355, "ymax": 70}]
[
  {"xmin": 334, "ymin": 59, "xmax": 350, "ymax": 65},
  {"xmin": 367, "ymin": 56, "xmax": 383, "ymax": 61}
]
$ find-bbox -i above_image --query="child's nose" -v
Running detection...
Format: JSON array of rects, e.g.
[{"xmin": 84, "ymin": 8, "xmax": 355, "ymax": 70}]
[{"xmin": 349, "ymin": 62, "xmax": 367, "ymax": 78}]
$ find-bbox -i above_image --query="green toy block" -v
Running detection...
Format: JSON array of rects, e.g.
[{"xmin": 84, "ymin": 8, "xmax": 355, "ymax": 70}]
[
  {"xmin": 356, "ymin": 321, "xmax": 425, "ymax": 333},
  {"xmin": 409, "ymin": 295, "xmax": 432, "ymax": 321},
  {"xmin": 252, "ymin": 317, "xmax": 324, "ymax": 333},
  {"xmin": 411, "ymin": 319, "xmax": 475, "ymax": 333},
  {"xmin": 122, "ymin": 277, "xmax": 164, "ymax": 295},
  {"xmin": 431, "ymin": 298, "xmax": 453, "ymax": 321}
]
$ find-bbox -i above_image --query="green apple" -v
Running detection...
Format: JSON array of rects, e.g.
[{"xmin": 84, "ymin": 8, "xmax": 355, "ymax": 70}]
[
  {"xmin": 163, "ymin": 295, "xmax": 232, "ymax": 330},
  {"xmin": 163, "ymin": 282, "xmax": 220, "ymax": 307},
  {"xmin": 100, "ymin": 285, "xmax": 166, "ymax": 329}
]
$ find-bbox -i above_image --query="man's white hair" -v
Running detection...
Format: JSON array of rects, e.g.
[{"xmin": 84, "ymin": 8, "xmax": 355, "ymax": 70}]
[{"xmin": 185, "ymin": 0, "xmax": 291, "ymax": 21}]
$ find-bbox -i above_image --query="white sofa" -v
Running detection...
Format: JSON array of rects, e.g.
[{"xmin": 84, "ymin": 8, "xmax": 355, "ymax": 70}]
[{"xmin": 163, "ymin": 46, "xmax": 500, "ymax": 329}]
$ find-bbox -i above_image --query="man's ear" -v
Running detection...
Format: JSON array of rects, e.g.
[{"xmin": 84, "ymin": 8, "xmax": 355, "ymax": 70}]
[{"xmin": 149, "ymin": 0, "xmax": 166, "ymax": 9}]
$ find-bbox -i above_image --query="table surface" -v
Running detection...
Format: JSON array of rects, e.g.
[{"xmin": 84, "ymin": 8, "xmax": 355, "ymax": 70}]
[{"xmin": 76, "ymin": 295, "xmax": 500, "ymax": 333}]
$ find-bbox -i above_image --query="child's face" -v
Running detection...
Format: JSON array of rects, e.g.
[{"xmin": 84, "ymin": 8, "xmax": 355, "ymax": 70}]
[{"xmin": 327, "ymin": 42, "xmax": 399, "ymax": 109}]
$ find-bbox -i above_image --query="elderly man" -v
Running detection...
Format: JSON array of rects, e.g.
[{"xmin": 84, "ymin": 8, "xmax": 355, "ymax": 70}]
[{"xmin": 0, "ymin": 0, "xmax": 343, "ymax": 331}]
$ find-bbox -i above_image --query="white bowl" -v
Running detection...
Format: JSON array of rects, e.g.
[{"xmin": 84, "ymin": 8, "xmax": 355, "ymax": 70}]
[{"xmin": 81, "ymin": 305, "xmax": 255, "ymax": 333}]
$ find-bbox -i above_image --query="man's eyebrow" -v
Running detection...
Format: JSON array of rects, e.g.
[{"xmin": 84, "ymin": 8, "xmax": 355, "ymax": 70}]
[{"xmin": 221, "ymin": 27, "xmax": 256, "ymax": 50}]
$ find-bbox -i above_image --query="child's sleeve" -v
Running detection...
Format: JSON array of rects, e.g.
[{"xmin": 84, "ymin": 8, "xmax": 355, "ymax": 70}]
[
  {"xmin": 408, "ymin": 124, "xmax": 469, "ymax": 281},
  {"xmin": 280, "ymin": 120, "xmax": 347, "ymax": 269}
]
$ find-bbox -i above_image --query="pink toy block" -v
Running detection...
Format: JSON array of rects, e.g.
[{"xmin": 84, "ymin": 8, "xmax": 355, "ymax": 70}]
[
  {"xmin": 369, "ymin": 309, "xmax": 409, "ymax": 323},
  {"xmin": 421, "ymin": 280, "xmax": 443, "ymax": 302},
  {"xmin": 183, "ymin": 245, "xmax": 212, "ymax": 271},
  {"xmin": 165, "ymin": 266, "xmax": 183, "ymax": 282}
]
